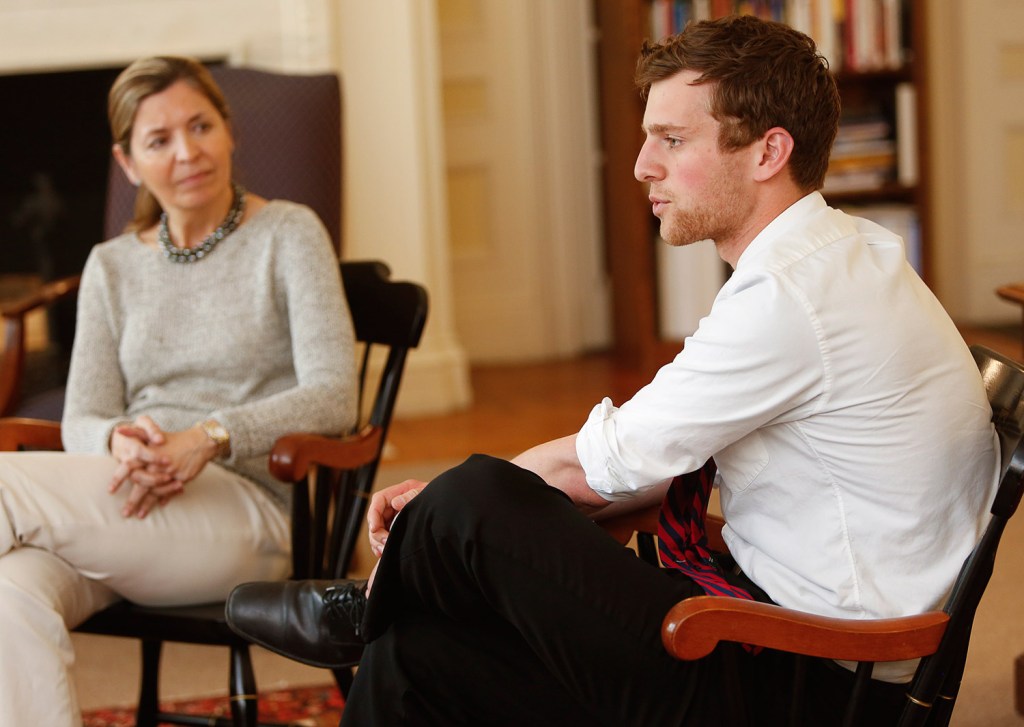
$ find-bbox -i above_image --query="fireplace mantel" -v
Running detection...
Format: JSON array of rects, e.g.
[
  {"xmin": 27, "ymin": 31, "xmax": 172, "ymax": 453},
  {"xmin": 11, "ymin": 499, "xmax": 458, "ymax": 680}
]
[{"xmin": 0, "ymin": 0, "xmax": 334, "ymax": 76}]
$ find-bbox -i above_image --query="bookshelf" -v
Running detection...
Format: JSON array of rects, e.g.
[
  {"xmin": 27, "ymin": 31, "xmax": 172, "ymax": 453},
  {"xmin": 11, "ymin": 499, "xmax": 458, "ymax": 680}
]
[{"xmin": 593, "ymin": 0, "xmax": 930, "ymax": 370}]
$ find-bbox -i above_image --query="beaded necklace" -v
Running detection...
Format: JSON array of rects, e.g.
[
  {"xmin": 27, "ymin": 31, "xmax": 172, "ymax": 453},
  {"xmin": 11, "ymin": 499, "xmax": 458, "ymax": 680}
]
[{"xmin": 158, "ymin": 183, "xmax": 246, "ymax": 263}]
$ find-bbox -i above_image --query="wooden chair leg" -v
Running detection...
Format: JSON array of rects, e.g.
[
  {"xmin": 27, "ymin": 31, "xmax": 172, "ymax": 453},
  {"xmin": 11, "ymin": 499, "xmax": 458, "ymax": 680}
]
[
  {"xmin": 841, "ymin": 661, "xmax": 874, "ymax": 727},
  {"xmin": 136, "ymin": 639, "xmax": 162, "ymax": 727},
  {"xmin": 721, "ymin": 646, "xmax": 749, "ymax": 727},
  {"xmin": 333, "ymin": 666, "xmax": 354, "ymax": 699},
  {"xmin": 1019, "ymin": 310, "xmax": 1024, "ymax": 359},
  {"xmin": 1015, "ymin": 652, "xmax": 1024, "ymax": 717},
  {"xmin": 229, "ymin": 644, "xmax": 258, "ymax": 727},
  {"xmin": 788, "ymin": 655, "xmax": 807, "ymax": 727},
  {"xmin": 636, "ymin": 531, "xmax": 659, "ymax": 566}
]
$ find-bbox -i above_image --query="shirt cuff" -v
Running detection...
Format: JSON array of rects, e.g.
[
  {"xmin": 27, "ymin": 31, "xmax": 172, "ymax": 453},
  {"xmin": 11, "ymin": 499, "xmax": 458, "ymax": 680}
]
[{"xmin": 575, "ymin": 398, "xmax": 635, "ymax": 502}]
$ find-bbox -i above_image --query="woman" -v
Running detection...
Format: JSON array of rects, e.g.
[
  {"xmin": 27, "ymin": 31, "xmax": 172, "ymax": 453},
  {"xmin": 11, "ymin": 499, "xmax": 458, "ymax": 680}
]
[{"xmin": 0, "ymin": 56, "xmax": 356, "ymax": 725}]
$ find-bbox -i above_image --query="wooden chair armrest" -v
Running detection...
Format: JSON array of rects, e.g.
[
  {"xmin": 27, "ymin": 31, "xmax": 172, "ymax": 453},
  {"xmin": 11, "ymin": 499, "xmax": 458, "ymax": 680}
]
[
  {"xmin": 0, "ymin": 275, "xmax": 81, "ymax": 417},
  {"xmin": 597, "ymin": 505, "xmax": 660, "ymax": 544},
  {"xmin": 662, "ymin": 595, "xmax": 949, "ymax": 663},
  {"xmin": 0, "ymin": 275, "xmax": 82, "ymax": 320},
  {"xmin": 997, "ymin": 283, "xmax": 1024, "ymax": 306},
  {"xmin": 597, "ymin": 508, "xmax": 728, "ymax": 553},
  {"xmin": 269, "ymin": 425, "xmax": 384, "ymax": 482},
  {"xmin": 0, "ymin": 418, "xmax": 63, "ymax": 451}
]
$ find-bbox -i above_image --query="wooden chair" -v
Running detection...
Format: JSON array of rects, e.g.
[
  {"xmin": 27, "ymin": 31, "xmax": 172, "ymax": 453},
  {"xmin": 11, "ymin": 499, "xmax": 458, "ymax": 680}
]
[
  {"xmin": 603, "ymin": 345, "xmax": 1024, "ymax": 727},
  {"xmin": 0, "ymin": 65, "xmax": 343, "ymax": 421},
  {"xmin": 995, "ymin": 283, "xmax": 1024, "ymax": 714},
  {"xmin": 0, "ymin": 260, "xmax": 428, "ymax": 727},
  {"xmin": 997, "ymin": 283, "xmax": 1024, "ymax": 356},
  {"xmin": 0, "ymin": 274, "xmax": 80, "ymax": 417}
]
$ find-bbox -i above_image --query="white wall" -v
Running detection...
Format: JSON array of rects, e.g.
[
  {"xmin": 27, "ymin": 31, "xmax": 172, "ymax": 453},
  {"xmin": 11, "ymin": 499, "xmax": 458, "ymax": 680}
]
[
  {"xmin": 437, "ymin": 0, "xmax": 610, "ymax": 363},
  {"xmin": 929, "ymin": 1, "xmax": 1024, "ymax": 325},
  {"xmin": 333, "ymin": 0, "xmax": 472, "ymax": 414},
  {"xmin": 0, "ymin": 0, "xmax": 291, "ymax": 72}
]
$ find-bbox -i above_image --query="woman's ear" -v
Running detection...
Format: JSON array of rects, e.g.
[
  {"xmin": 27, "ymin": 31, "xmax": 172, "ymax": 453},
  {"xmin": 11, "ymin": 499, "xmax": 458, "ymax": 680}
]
[{"xmin": 111, "ymin": 143, "xmax": 141, "ymax": 187}]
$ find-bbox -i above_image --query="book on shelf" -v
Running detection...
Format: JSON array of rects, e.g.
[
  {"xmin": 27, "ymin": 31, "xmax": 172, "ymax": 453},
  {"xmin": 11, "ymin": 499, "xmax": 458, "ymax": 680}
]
[
  {"xmin": 895, "ymin": 82, "xmax": 918, "ymax": 186},
  {"xmin": 834, "ymin": 114, "xmax": 892, "ymax": 144},
  {"xmin": 825, "ymin": 112, "xmax": 897, "ymax": 192},
  {"xmin": 822, "ymin": 169, "xmax": 892, "ymax": 193},
  {"xmin": 648, "ymin": 0, "xmax": 787, "ymax": 38},
  {"xmin": 844, "ymin": 0, "xmax": 906, "ymax": 71},
  {"xmin": 644, "ymin": 0, "xmax": 909, "ymax": 74}
]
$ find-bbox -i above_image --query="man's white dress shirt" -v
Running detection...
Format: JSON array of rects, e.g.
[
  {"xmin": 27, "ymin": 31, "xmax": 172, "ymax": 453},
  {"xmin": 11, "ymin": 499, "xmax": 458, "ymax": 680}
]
[{"xmin": 577, "ymin": 192, "xmax": 999, "ymax": 680}]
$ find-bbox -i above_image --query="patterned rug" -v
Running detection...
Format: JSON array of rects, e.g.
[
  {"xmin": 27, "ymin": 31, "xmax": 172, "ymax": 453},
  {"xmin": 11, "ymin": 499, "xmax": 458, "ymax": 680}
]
[{"xmin": 82, "ymin": 684, "xmax": 344, "ymax": 726}]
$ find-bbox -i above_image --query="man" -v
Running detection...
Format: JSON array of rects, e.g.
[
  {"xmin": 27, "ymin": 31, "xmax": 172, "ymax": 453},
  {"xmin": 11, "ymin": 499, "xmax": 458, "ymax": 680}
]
[{"xmin": 227, "ymin": 15, "xmax": 999, "ymax": 725}]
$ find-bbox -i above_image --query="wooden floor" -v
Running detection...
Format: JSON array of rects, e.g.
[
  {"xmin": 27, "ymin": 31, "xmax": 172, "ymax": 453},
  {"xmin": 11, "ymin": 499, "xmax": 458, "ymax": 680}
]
[
  {"xmin": 385, "ymin": 354, "xmax": 653, "ymax": 464},
  {"xmin": 385, "ymin": 324, "xmax": 1022, "ymax": 466}
]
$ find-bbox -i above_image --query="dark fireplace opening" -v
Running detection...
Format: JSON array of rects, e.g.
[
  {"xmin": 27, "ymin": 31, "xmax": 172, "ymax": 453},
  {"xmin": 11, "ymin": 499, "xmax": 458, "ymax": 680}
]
[
  {"xmin": 1, "ymin": 65, "xmax": 124, "ymax": 279},
  {"xmin": 0, "ymin": 64, "xmax": 124, "ymax": 399}
]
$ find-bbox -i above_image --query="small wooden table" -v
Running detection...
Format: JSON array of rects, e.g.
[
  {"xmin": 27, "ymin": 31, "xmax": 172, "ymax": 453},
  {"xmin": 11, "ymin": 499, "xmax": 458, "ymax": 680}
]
[{"xmin": 997, "ymin": 283, "xmax": 1024, "ymax": 355}]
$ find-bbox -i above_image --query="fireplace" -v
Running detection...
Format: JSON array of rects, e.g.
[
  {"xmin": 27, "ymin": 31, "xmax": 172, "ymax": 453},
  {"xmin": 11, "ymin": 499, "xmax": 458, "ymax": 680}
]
[
  {"xmin": 1, "ymin": 66, "xmax": 125, "ymax": 281},
  {"xmin": 0, "ymin": 65, "xmax": 127, "ymax": 365}
]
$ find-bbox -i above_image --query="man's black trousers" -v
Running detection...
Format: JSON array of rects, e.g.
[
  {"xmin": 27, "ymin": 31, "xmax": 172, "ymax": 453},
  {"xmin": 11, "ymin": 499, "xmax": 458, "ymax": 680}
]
[{"xmin": 340, "ymin": 454, "xmax": 905, "ymax": 726}]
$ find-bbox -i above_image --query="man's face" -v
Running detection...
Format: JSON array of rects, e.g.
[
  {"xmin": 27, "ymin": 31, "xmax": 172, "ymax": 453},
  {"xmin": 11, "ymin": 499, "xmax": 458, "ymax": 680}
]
[{"xmin": 634, "ymin": 71, "xmax": 753, "ymax": 250}]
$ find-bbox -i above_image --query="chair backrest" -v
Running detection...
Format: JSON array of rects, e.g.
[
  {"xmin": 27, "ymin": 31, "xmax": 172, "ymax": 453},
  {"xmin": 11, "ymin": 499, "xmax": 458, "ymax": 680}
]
[
  {"xmin": 290, "ymin": 260, "xmax": 428, "ymax": 581},
  {"xmin": 900, "ymin": 346, "xmax": 1024, "ymax": 726},
  {"xmin": 105, "ymin": 65, "xmax": 342, "ymax": 252}
]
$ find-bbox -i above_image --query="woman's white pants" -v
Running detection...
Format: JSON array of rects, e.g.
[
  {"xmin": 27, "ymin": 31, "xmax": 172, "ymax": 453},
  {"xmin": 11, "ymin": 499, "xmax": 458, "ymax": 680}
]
[{"xmin": 0, "ymin": 452, "xmax": 290, "ymax": 726}]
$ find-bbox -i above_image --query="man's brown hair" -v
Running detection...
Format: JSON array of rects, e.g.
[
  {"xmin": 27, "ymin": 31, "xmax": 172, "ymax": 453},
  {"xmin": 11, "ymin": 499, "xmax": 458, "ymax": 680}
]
[{"xmin": 635, "ymin": 15, "xmax": 840, "ymax": 191}]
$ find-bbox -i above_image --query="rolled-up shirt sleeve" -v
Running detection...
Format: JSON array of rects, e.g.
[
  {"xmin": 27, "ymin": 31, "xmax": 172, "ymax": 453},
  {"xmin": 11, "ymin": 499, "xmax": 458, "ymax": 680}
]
[
  {"xmin": 574, "ymin": 268, "xmax": 826, "ymax": 503},
  {"xmin": 575, "ymin": 397, "xmax": 674, "ymax": 501}
]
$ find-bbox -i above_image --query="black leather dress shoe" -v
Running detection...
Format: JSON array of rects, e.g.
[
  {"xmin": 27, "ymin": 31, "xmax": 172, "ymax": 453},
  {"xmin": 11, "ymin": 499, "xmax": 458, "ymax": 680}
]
[{"xmin": 225, "ymin": 579, "xmax": 367, "ymax": 668}]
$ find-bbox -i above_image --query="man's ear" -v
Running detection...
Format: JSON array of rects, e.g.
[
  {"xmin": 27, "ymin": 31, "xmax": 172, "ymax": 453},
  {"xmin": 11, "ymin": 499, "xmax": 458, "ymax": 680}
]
[
  {"xmin": 752, "ymin": 127, "xmax": 794, "ymax": 182},
  {"xmin": 111, "ymin": 143, "xmax": 141, "ymax": 187}
]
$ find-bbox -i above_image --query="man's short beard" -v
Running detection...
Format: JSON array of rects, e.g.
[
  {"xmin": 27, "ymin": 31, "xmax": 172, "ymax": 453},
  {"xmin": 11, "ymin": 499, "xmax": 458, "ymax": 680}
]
[{"xmin": 661, "ymin": 209, "xmax": 718, "ymax": 248}]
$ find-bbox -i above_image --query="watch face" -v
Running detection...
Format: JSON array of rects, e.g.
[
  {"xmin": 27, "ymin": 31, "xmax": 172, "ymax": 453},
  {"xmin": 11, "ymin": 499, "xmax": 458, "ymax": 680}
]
[{"xmin": 202, "ymin": 420, "xmax": 229, "ymax": 451}]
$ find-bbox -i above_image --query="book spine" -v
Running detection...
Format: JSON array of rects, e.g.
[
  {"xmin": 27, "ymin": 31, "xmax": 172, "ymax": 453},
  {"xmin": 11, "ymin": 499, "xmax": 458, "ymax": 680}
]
[{"xmin": 895, "ymin": 82, "xmax": 918, "ymax": 186}]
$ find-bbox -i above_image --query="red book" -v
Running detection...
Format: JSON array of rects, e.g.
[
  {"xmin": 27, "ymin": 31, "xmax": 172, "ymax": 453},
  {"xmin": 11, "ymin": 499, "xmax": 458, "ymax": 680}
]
[{"xmin": 712, "ymin": 0, "xmax": 734, "ymax": 19}]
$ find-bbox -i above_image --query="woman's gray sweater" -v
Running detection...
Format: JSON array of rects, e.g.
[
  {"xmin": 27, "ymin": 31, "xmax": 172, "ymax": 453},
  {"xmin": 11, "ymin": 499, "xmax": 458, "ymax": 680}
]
[{"xmin": 62, "ymin": 200, "xmax": 357, "ymax": 508}]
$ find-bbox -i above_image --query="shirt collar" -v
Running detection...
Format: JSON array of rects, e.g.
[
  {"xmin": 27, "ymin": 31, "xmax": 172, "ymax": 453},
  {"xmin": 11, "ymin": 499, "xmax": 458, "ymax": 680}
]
[{"xmin": 734, "ymin": 191, "xmax": 827, "ymax": 271}]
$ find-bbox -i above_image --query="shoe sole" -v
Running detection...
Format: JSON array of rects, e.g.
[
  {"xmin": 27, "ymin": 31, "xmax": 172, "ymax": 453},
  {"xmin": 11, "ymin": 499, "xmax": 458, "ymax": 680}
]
[{"xmin": 225, "ymin": 611, "xmax": 364, "ymax": 670}]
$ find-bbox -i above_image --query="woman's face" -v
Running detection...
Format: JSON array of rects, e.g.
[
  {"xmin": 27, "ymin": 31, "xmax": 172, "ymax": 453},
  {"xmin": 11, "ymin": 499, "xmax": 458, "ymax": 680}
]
[{"xmin": 114, "ymin": 79, "xmax": 234, "ymax": 222}]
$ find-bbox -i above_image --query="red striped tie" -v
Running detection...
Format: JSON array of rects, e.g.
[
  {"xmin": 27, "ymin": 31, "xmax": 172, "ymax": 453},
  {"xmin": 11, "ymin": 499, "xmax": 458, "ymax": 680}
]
[{"xmin": 657, "ymin": 458, "xmax": 756, "ymax": 600}]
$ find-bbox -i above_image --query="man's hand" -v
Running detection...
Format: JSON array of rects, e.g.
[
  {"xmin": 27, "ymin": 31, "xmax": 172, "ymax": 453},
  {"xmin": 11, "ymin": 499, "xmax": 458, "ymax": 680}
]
[{"xmin": 366, "ymin": 478, "xmax": 427, "ymax": 558}]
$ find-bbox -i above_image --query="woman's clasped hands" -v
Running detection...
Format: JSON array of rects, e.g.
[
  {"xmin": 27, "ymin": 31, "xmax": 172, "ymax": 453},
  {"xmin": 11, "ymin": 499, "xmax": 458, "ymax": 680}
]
[{"xmin": 108, "ymin": 415, "xmax": 218, "ymax": 518}]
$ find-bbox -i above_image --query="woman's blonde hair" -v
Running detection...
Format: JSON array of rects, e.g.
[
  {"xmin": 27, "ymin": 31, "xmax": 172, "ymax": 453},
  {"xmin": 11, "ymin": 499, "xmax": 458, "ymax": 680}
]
[{"xmin": 108, "ymin": 56, "xmax": 231, "ymax": 232}]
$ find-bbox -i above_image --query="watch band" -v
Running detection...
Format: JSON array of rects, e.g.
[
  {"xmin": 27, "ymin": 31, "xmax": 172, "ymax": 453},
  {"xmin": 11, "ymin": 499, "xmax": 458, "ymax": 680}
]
[{"xmin": 200, "ymin": 419, "xmax": 231, "ymax": 458}]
